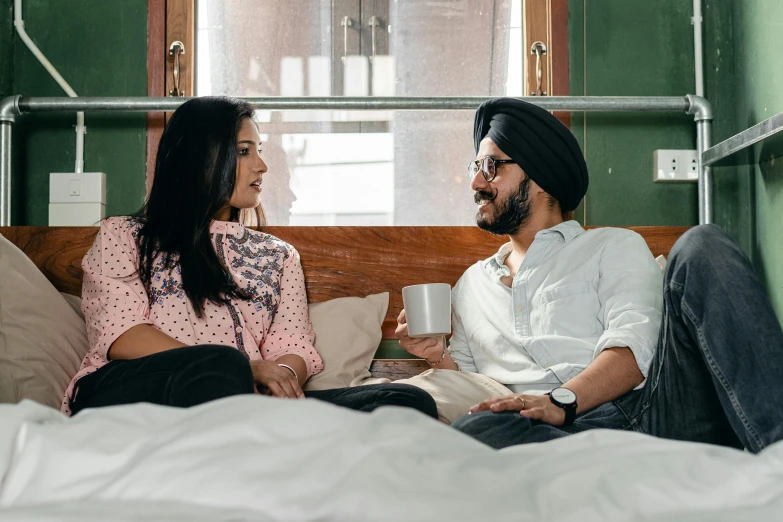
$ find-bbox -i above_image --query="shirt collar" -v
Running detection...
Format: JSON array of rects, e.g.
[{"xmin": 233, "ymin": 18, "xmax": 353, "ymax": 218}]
[
  {"xmin": 534, "ymin": 220, "xmax": 584, "ymax": 243},
  {"xmin": 209, "ymin": 220, "xmax": 246, "ymax": 237},
  {"xmin": 484, "ymin": 220, "xmax": 585, "ymax": 274}
]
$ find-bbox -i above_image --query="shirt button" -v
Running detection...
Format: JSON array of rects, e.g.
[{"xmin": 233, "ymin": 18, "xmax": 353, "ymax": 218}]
[
  {"xmin": 236, "ymin": 326, "xmax": 243, "ymax": 333},
  {"xmin": 516, "ymin": 304, "xmax": 524, "ymax": 311}
]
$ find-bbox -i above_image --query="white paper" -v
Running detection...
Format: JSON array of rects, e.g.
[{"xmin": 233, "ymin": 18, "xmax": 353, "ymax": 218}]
[
  {"xmin": 337, "ymin": 55, "xmax": 370, "ymax": 122},
  {"xmin": 343, "ymin": 55, "xmax": 369, "ymax": 96},
  {"xmin": 372, "ymin": 55, "xmax": 396, "ymax": 96},
  {"xmin": 369, "ymin": 55, "xmax": 396, "ymax": 121},
  {"xmin": 280, "ymin": 56, "xmax": 304, "ymax": 96},
  {"xmin": 280, "ymin": 57, "xmax": 305, "ymax": 122},
  {"xmin": 307, "ymin": 55, "xmax": 332, "ymax": 123},
  {"xmin": 308, "ymin": 56, "xmax": 331, "ymax": 96}
]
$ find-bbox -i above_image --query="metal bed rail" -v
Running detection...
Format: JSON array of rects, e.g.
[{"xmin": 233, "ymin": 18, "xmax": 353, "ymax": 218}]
[{"xmin": 0, "ymin": 95, "xmax": 714, "ymax": 227}]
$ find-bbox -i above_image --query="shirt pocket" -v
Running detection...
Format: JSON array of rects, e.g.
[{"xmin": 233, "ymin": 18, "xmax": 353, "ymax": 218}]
[{"xmin": 540, "ymin": 281, "xmax": 599, "ymax": 337}]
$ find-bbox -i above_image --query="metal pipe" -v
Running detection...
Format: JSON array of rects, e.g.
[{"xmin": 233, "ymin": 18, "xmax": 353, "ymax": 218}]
[
  {"xmin": 686, "ymin": 95, "xmax": 714, "ymax": 224},
  {"xmin": 17, "ymin": 96, "xmax": 691, "ymax": 113},
  {"xmin": 0, "ymin": 95, "xmax": 21, "ymax": 227},
  {"xmin": 1, "ymin": 94, "xmax": 706, "ymax": 228},
  {"xmin": 686, "ymin": 94, "xmax": 713, "ymax": 122},
  {"xmin": 696, "ymin": 119, "xmax": 713, "ymax": 224},
  {"xmin": 0, "ymin": 121, "xmax": 12, "ymax": 226},
  {"xmin": 0, "ymin": 97, "xmax": 19, "ymax": 226},
  {"xmin": 0, "ymin": 95, "xmax": 20, "ymax": 122}
]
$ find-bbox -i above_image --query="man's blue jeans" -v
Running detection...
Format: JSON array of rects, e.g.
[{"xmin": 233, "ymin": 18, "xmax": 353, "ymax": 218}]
[{"xmin": 452, "ymin": 225, "xmax": 783, "ymax": 453}]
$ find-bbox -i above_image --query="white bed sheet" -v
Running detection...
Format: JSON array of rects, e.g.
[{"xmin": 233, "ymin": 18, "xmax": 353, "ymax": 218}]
[{"xmin": 1, "ymin": 397, "xmax": 782, "ymax": 522}]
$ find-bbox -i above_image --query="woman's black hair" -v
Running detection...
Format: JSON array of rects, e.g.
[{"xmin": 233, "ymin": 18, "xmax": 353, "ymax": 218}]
[{"xmin": 135, "ymin": 96, "xmax": 262, "ymax": 316}]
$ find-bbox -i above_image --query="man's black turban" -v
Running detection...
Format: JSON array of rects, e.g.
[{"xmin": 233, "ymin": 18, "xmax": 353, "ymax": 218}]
[{"xmin": 473, "ymin": 98, "xmax": 588, "ymax": 212}]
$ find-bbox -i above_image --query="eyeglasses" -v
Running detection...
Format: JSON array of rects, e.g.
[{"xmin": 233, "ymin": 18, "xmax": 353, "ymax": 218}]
[{"xmin": 467, "ymin": 156, "xmax": 516, "ymax": 182}]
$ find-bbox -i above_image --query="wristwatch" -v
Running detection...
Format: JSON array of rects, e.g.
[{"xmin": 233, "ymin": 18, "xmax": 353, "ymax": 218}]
[{"xmin": 549, "ymin": 387, "xmax": 578, "ymax": 427}]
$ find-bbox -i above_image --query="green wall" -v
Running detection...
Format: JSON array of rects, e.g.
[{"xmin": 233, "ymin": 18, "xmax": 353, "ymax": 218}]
[
  {"xmin": 725, "ymin": 1, "xmax": 783, "ymax": 318},
  {"xmin": 568, "ymin": 0, "xmax": 783, "ymax": 319},
  {"xmin": 569, "ymin": 0, "xmax": 698, "ymax": 227},
  {"xmin": 702, "ymin": 0, "xmax": 752, "ymax": 257},
  {"xmin": 9, "ymin": 0, "xmax": 147, "ymax": 225}
]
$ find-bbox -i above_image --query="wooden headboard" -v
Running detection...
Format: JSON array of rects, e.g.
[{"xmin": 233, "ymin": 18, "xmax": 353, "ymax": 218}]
[
  {"xmin": 0, "ymin": 225, "xmax": 688, "ymax": 380},
  {"xmin": 1, "ymin": 225, "xmax": 687, "ymax": 340}
]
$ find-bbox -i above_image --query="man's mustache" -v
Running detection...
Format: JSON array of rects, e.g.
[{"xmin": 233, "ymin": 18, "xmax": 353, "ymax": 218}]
[{"xmin": 474, "ymin": 189, "xmax": 497, "ymax": 204}]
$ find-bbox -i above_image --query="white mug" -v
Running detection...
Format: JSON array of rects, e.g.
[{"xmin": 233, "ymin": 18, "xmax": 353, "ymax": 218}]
[{"xmin": 402, "ymin": 283, "xmax": 452, "ymax": 338}]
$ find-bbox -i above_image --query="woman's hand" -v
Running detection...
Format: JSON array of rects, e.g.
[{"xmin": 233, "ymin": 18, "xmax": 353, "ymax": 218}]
[
  {"xmin": 250, "ymin": 360, "xmax": 305, "ymax": 399},
  {"xmin": 395, "ymin": 309, "xmax": 446, "ymax": 361},
  {"xmin": 470, "ymin": 394, "xmax": 567, "ymax": 426}
]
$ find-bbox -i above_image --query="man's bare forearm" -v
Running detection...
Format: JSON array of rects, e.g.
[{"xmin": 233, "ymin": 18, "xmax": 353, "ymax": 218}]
[{"xmin": 562, "ymin": 347, "xmax": 644, "ymax": 414}]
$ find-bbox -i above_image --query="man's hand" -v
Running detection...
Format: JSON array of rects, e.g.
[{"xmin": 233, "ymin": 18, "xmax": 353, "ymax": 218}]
[
  {"xmin": 470, "ymin": 394, "xmax": 567, "ymax": 426},
  {"xmin": 395, "ymin": 309, "xmax": 445, "ymax": 362},
  {"xmin": 250, "ymin": 360, "xmax": 305, "ymax": 399}
]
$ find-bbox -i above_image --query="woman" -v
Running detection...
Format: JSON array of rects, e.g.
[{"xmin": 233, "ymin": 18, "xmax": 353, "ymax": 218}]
[{"xmin": 62, "ymin": 96, "xmax": 436, "ymax": 419}]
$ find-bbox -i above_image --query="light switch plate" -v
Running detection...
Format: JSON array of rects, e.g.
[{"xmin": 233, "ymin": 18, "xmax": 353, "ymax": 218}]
[{"xmin": 50, "ymin": 172, "xmax": 106, "ymax": 203}]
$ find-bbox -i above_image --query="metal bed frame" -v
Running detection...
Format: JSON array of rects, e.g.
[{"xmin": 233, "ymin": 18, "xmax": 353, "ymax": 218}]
[{"xmin": 0, "ymin": 94, "xmax": 716, "ymax": 227}]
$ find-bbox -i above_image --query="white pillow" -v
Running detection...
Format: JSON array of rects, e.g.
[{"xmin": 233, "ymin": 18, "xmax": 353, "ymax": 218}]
[
  {"xmin": 61, "ymin": 292, "xmax": 84, "ymax": 320},
  {"xmin": 363, "ymin": 369, "xmax": 513, "ymax": 424},
  {"xmin": 0, "ymin": 235, "xmax": 90, "ymax": 408}
]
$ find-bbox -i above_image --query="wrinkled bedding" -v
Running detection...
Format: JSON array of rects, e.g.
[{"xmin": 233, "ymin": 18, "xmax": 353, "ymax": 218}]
[{"xmin": 1, "ymin": 397, "xmax": 782, "ymax": 521}]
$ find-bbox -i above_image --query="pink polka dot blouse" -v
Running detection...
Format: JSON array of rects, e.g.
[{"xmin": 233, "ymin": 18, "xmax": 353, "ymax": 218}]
[{"xmin": 61, "ymin": 216, "xmax": 323, "ymax": 415}]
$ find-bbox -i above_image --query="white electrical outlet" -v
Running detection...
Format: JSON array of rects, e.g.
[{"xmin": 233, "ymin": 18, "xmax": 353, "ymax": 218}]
[{"xmin": 653, "ymin": 150, "xmax": 699, "ymax": 182}]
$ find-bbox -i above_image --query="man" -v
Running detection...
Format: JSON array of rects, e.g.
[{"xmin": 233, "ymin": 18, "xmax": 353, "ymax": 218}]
[{"xmin": 397, "ymin": 97, "xmax": 783, "ymax": 452}]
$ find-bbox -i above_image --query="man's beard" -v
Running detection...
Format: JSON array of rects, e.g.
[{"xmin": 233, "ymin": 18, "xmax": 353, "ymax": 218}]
[{"xmin": 474, "ymin": 177, "xmax": 532, "ymax": 236}]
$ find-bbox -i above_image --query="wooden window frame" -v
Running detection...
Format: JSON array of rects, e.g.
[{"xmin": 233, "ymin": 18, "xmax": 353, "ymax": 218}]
[
  {"xmin": 147, "ymin": 0, "xmax": 194, "ymax": 191},
  {"xmin": 525, "ymin": 0, "xmax": 570, "ymax": 125}
]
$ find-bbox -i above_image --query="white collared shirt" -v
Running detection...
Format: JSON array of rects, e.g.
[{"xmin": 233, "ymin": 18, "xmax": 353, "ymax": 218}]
[{"xmin": 448, "ymin": 220, "xmax": 663, "ymax": 394}]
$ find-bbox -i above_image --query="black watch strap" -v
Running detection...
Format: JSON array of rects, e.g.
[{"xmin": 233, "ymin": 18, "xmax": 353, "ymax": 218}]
[{"xmin": 561, "ymin": 403, "xmax": 577, "ymax": 427}]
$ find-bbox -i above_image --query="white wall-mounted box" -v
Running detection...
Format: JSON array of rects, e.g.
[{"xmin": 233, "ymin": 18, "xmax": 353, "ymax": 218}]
[
  {"xmin": 49, "ymin": 172, "xmax": 106, "ymax": 226},
  {"xmin": 653, "ymin": 150, "xmax": 699, "ymax": 182},
  {"xmin": 49, "ymin": 202, "xmax": 105, "ymax": 226}
]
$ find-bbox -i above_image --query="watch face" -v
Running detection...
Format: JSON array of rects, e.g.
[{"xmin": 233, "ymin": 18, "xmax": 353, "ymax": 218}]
[{"xmin": 551, "ymin": 387, "xmax": 576, "ymax": 405}]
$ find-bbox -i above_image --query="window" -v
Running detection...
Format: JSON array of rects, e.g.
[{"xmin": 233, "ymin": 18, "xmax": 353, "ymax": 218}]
[{"xmin": 150, "ymin": 0, "xmax": 568, "ymax": 225}]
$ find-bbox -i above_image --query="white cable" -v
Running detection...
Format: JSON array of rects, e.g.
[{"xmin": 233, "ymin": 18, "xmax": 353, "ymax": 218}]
[
  {"xmin": 693, "ymin": 0, "xmax": 704, "ymax": 97},
  {"xmin": 14, "ymin": 0, "xmax": 85, "ymax": 173}
]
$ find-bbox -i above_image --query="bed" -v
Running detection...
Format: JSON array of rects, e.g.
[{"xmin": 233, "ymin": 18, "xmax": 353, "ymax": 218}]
[{"xmin": 3, "ymin": 224, "xmax": 783, "ymax": 521}]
